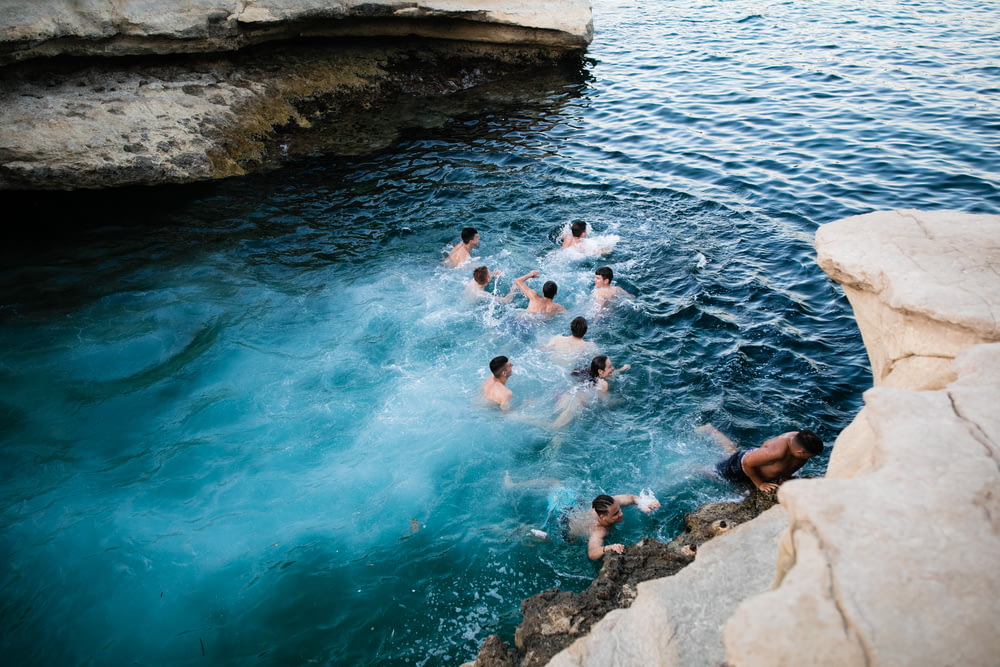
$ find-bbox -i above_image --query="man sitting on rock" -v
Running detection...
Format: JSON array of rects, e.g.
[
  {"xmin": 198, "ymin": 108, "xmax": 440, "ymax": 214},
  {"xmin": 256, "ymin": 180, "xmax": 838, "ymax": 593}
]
[{"xmin": 698, "ymin": 424, "xmax": 823, "ymax": 493}]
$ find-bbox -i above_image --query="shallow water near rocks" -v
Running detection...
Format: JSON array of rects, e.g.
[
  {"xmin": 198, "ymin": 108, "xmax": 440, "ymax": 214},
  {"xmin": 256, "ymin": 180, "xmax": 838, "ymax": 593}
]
[{"xmin": 2, "ymin": 1, "xmax": 999, "ymax": 665}]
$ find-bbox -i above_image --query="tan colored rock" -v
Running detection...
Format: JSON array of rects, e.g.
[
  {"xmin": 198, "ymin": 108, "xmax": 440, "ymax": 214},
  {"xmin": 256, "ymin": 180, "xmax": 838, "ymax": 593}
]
[
  {"xmin": 724, "ymin": 343, "xmax": 1000, "ymax": 666},
  {"xmin": 0, "ymin": 0, "xmax": 593, "ymax": 64},
  {"xmin": 815, "ymin": 209, "xmax": 1000, "ymax": 388},
  {"xmin": 547, "ymin": 506, "xmax": 789, "ymax": 667}
]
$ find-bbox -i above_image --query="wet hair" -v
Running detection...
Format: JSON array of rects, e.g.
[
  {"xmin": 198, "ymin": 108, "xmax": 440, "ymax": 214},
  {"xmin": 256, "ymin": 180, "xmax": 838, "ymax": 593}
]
[
  {"xmin": 461, "ymin": 227, "xmax": 478, "ymax": 243},
  {"xmin": 570, "ymin": 220, "xmax": 588, "ymax": 238},
  {"xmin": 542, "ymin": 281, "xmax": 558, "ymax": 299},
  {"xmin": 595, "ymin": 266, "xmax": 613, "ymax": 283},
  {"xmin": 570, "ymin": 316, "xmax": 588, "ymax": 339},
  {"xmin": 473, "ymin": 266, "xmax": 489, "ymax": 285},
  {"xmin": 794, "ymin": 430, "xmax": 824, "ymax": 456},
  {"xmin": 489, "ymin": 355, "xmax": 509, "ymax": 377},
  {"xmin": 573, "ymin": 355, "xmax": 609, "ymax": 383},
  {"xmin": 592, "ymin": 494, "xmax": 616, "ymax": 515}
]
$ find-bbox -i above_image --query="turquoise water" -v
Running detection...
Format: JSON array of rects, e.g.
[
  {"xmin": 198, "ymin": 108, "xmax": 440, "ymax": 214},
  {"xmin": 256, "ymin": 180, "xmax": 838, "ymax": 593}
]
[{"xmin": 2, "ymin": 0, "xmax": 999, "ymax": 665}]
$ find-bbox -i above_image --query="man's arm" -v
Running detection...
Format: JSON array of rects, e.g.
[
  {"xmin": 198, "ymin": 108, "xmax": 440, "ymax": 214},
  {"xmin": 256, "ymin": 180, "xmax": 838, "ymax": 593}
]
[
  {"xmin": 740, "ymin": 445, "xmax": 786, "ymax": 492},
  {"xmin": 587, "ymin": 525, "xmax": 621, "ymax": 560},
  {"xmin": 612, "ymin": 493, "xmax": 659, "ymax": 513},
  {"xmin": 513, "ymin": 270, "xmax": 540, "ymax": 300}
]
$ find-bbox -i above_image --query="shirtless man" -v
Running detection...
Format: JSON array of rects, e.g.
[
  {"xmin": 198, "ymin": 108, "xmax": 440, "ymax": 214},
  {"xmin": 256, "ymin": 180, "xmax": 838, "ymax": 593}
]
[
  {"xmin": 466, "ymin": 266, "xmax": 514, "ymax": 303},
  {"xmin": 577, "ymin": 493, "xmax": 660, "ymax": 560},
  {"xmin": 562, "ymin": 220, "xmax": 589, "ymax": 249},
  {"xmin": 445, "ymin": 227, "xmax": 479, "ymax": 267},
  {"xmin": 481, "ymin": 356, "xmax": 513, "ymax": 410},
  {"xmin": 543, "ymin": 316, "xmax": 597, "ymax": 358},
  {"xmin": 593, "ymin": 267, "xmax": 634, "ymax": 307},
  {"xmin": 698, "ymin": 424, "xmax": 824, "ymax": 492},
  {"xmin": 513, "ymin": 270, "xmax": 567, "ymax": 316}
]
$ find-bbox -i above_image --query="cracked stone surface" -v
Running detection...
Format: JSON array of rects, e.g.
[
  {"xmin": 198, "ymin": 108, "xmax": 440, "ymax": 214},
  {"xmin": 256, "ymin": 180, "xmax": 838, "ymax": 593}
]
[
  {"xmin": 815, "ymin": 209, "xmax": 1000, "ymax": 388},
  {"xmin": 724, "ymin": 342, "xmax": 1000, "ymax": 666}
]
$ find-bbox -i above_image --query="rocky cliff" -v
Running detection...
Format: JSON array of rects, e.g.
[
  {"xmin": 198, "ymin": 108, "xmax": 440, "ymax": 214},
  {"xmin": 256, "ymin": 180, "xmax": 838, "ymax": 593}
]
[
  {"xmin": 474, "ymin": 209, "xmax": 1000, "ymax": 666},
  {"xmin": 0, "ymin": 1, "xmax": 592, "ymax": 190}
]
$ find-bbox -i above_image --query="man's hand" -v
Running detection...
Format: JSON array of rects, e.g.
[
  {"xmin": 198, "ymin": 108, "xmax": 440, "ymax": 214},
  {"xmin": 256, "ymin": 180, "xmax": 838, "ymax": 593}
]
[
  {"xmin": 639, "ymin": 499, "xmax": 660, "ymax": 513},
  {"xmin": 756, "ymin": 482, "xmax": 779, "ymax": 493},
  {"xmin": 604, "ymin": 543, "xmax": 624, "ymax": 556}
]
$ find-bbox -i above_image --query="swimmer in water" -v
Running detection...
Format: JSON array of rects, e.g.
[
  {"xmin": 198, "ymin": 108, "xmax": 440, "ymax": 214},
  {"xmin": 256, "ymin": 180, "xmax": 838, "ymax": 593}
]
[
  {"xmin": 551, "ymin": 355, "xmax": 631, "ymax": 428},
  {"xmin": 466, "ymin": 266, "xmax": 514, "ymax": 302},
  {"xmin": 561, "ymin": 220, "xmax": 611, "ymax": 255},
  {"xmin": 481, "ymin": 355, "xmax": 513, "ymax": 411},
  {"xmin": 542, "ymin": 316, "xmax": 597, "ymax": 359},
  {"xmin": 445, "ymin": 227, "xmax": 479, "ymax": 268},
  {"xmin": 513, "ymin": 270, "xmax": 567, "ymax": 317},
  {"xmin": 698, "ymin": 424, "xmax": 824, "ymax": 493},
  {"xmin": 593, "ymin": 267, "xmax": 634, "ymax": 308},
  {"xmin": 567, "ymin": 493, "xmax": 660, "ymax": 560}
]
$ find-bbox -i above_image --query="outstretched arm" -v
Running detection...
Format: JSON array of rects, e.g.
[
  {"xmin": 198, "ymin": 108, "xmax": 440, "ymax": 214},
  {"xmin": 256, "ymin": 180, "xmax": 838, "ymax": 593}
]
[
  {"xmin": 513, "ymin": 270, "xmax": 540, "ymax": 300},
  {"xmin": 613, "ymin": 493, "xmax": 659, "ymax": 513}
]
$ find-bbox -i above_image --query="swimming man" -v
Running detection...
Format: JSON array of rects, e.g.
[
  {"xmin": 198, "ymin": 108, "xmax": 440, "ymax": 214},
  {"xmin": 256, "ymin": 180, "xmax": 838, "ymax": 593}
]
[
  {"xmin": 561, "ymin": 220, "xmax": 611, "ymax": 255},
  {"xmin": 542, "ymin": 316, "xmax": 597, "ymax": 358},
  {"xmin": 513, "ymin": 270, "xmax": 567, "ymax": 317},
  {"xmin": 445, "ymin": 227, "xmax": 479, "ymax": 267},
  {"xmin": 551, "ymin": 355, "xmax": 631, "ymax": 428},
  {"xmin": 593, "ymin": 267, "xmax": 634, "ymax": 307},
  {"xmin": 698, "ymin": 424, "xmax": 824, "ymax": 492},
  {"xmin": 466, "ymin": 266, "xmax": 514, "ymax": 302},
  {"xmin": 566, "ymin": 493, "xmax": 660, "ymax": 560},
  {"xmin": 481, "ymin": 356, "xmax": 513, "ymax": 410}
]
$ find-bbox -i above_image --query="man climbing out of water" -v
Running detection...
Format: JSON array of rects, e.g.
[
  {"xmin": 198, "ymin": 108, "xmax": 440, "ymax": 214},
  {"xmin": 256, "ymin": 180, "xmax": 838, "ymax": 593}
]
[
  {"xmin": 513, "ymin": 270, "xmax": 567, "ymax": 317},
  {"xmin": 445, "ymin": 226, "xmax": 479, "ymax": 267},
  {"xmin": 542, "ymin": 316, "xmax": 597, "ymax": 358},
  {"xmin": 481, "ymin": 355, "xmax": 513, "ymax": 411},
  {"xmin": 698, "ymin": 424, "xmax": 824, "ymax": 492},
  {"xmin": 593, "ymin": 266, "xmax": 634, "ymax": 308},
  {"xmin": 581, "ymin": 493, "xmax": 660, "ymax": 560},
  {"xmin": 466, "ymin": 266, "xmax": 514, "ymax": 302}
]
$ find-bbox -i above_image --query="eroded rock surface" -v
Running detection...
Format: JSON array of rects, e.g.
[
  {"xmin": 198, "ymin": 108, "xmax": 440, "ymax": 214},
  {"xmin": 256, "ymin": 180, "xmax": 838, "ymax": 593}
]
[{"xmin": 0, "ymin": 1, "xmax": 592, "ymax": 190}]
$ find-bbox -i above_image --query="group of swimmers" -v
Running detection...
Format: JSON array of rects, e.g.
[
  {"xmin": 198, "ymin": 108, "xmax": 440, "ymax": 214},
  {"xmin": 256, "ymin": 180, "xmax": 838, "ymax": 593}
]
[{"xmin": 445, "ymin": 224, "xmax": 825, "ymax": 560}]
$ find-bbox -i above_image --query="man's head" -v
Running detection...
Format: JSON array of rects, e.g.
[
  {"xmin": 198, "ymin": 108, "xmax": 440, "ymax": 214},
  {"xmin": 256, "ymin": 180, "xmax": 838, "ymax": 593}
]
[
  {"xmin": 792, "ymin": 430, "xmax": 824, "ymax": 458},
  {"xmin": 595, "ymin": 267, "xmax": 613, "ymax": 287},
  {"xmin": 489, "ymin": 355, "xmax": 511, "ymax": 379},
  {"xmin": 570, "ymin": 316, "xmax": 588, "ymax": 339},
  {"xmin": 473, "ymin": 266, "xmax": 490, "ymax": 286},
  {"xmin": 570, "ymin": 220, "xmax": 588, "ymax": 238},
  {"xmin": 592, "ymin": 494, "xmax": 623, "ymax": 526},
  {"xmin": 461, "ymin": 227, "xmax": 479, "ymax": 246},
  {"xmin": 542, "ymin": 281, "xmax": 558, "ymax": 299}
]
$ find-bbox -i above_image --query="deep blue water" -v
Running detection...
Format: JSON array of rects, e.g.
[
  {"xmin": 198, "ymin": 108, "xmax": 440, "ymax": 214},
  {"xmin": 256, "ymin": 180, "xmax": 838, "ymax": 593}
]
[{"xmin": 2, "ymin": 1, "xmax": 998, "ymax": 665}]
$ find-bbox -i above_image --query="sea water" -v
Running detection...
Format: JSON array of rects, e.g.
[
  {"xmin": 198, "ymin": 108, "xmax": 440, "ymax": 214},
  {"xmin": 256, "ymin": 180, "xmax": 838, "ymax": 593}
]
[{"xmin": 2, "ymin": 0, "xmax": 999, "ymax": 664}]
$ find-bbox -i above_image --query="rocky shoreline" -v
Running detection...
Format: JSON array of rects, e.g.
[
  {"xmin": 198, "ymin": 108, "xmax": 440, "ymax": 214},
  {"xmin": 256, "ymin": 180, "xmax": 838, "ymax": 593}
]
[
  {"xmin": 0, "ymin": 1, "xmax": 592, "ymax": 190},
  {"xmin": 469, "ymin": 209, "xmax": 1000, "ymax": 667}
]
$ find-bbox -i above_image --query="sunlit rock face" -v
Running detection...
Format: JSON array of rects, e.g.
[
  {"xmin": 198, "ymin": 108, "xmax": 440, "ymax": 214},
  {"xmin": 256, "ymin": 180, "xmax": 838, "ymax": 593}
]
[{"xmin": 0, "ymin": 1, "xmax": 592, "ymax": 190}]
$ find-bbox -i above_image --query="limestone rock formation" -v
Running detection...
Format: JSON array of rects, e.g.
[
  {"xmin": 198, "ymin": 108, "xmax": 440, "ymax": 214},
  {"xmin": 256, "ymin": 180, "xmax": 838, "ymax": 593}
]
[
  {"xmin": 520, "ymin": 209, "xmax": 1000, "ymax": 667},
  {"xmin": 815, "ymin": 209, "xmax": 1000, "ymax": 389},
  {"xmin": 0, "ymin": 1, "xmax": 593, "ymax": 190}
]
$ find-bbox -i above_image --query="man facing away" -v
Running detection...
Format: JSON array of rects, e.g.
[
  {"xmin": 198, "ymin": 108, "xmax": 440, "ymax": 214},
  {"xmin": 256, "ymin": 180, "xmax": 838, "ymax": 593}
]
[
  {"xmin": 698, "ymin": 424, "xmax": 824, "ymax": 492},
  {"xmin": 445, "ymin": 227, "xmax": 479, "ymax": 267},
  {"xmin": 513, "ymin": 270, "xmax": 567, "ymax": 317},
  {"xmin": 565, "ymin": 493, "xmax": 660, "ymax": 560},
  {"xmin": 593, "ymin": 266, "xmax": 634, "ymax": 308},
  {"xmin": 543, "ymin": 316, "xmax": 597, "ymax": 358},
  {"xmin": 466, "ymin": 266, "xmax": 514, "ymax": 302},
  {"xmin": 562, "ymin": 220, "xmax": 589, "ymax": 249},
  {"xmin": 481, "ymin": 355, "xmax": 513, "ymax": 411}
]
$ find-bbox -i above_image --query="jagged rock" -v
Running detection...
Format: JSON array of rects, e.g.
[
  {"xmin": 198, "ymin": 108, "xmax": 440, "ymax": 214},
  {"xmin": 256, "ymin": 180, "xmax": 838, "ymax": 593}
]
[
  {"xmin": 815, "ymin": 209, "xmax": 1000, "ymax": 389},
  {"xmin": 473, "ymin": 491, "xmax": 779, "ymax": 667},
  {"xmin": 724, "ymin": 343, "xmax": 1000, "ymax": 666},
  {"xmin": 0, "ymin": 1, "xmax": 594, "ymax": 64},
  {"xmin": 0, "ymin": 1, "xmax": 592, "ymax": 190}
]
